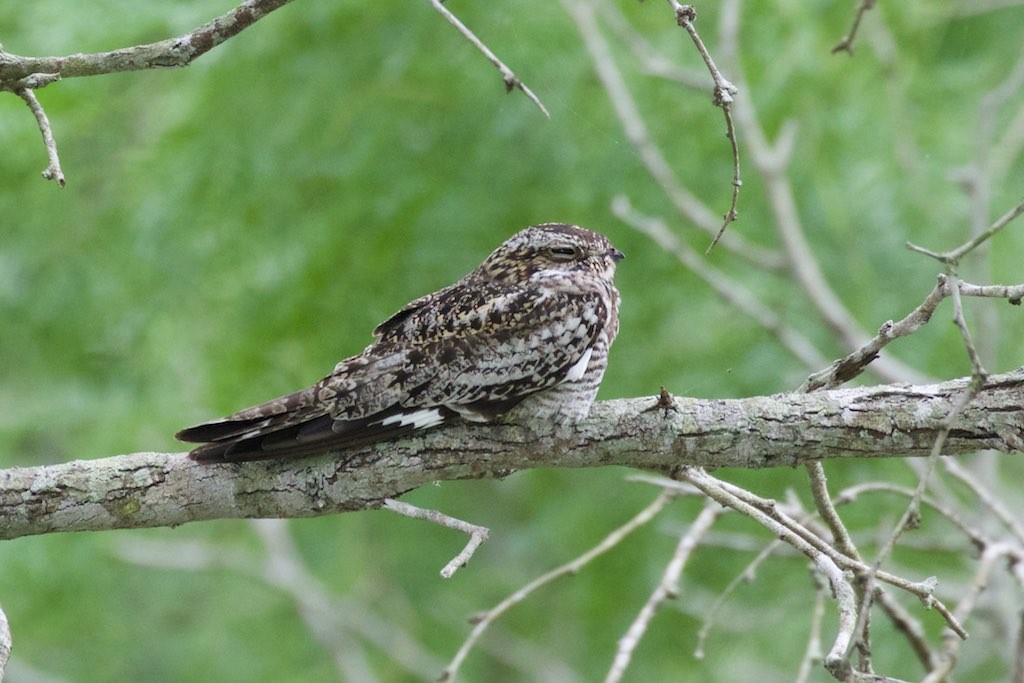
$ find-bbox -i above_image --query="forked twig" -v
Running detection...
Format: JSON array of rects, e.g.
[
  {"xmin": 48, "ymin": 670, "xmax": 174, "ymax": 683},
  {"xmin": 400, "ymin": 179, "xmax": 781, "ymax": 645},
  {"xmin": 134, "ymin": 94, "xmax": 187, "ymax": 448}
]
[
  {"xmin": 14, "ymin": 87, "xmax": 65, "ymax": 187},
  {"xmin": 831, "ymin": 0, "xmax": 879, "ymax": 55},
  {"xmin": 383, "ymin": 498, "xmax": 490, "ymax": 578}
]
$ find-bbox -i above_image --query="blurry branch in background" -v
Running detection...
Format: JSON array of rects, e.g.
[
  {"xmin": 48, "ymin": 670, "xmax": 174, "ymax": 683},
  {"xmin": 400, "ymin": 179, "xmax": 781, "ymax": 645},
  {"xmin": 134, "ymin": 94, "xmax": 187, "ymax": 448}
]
[
  {"xmin": 604, "ymin": 499, "xmax": 723, "ymax": 683},
  {"xmin": 115, "ymin": 518, "xmax": 446, "ymax": 680},
  {"xmin": 570, "ymin": 1, "xmax": 1024, "ymax": 679},
  {"xmin": 425, "ymin": 0, "xmax": 550, "ymax": 117},
  {"xmin": 442, "ymin": 487, "xmax": 684, "ymax": 682},
  {"xmin": 831, "ymin": 0, "xmax": 878, "ymax": 55},
  {"xmin": 562, "ymin": 0, "xmax": 778, "ymax": 269},
  {"xmin": 717, "ymin": 0, "xmax": 932, "ymax": 387}
]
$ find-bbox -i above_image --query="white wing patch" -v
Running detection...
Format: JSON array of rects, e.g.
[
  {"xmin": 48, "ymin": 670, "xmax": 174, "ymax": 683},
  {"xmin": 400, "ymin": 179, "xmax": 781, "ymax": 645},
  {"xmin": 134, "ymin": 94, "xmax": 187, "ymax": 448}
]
[
  {"xmin": 564, "ymin": 347, "xmax": 593, "ymax": 383},
  {"xmin": 380, "ymin": 408, "xmax": 445, "ymax": 430}
]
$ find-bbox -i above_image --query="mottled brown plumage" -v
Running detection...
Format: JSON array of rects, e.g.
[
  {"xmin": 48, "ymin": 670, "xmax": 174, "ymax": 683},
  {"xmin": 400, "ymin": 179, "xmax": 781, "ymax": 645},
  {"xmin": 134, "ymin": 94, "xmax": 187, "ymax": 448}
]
[{"xmin": 177, "ymin": 223, "xmax": 623, "ymax": 462}]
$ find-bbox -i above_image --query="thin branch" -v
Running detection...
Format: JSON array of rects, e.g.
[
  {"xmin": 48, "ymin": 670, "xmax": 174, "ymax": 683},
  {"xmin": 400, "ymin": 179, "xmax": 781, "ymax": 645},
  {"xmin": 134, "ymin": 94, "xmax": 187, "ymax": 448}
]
[
  {"xmin": 441, "ymin": 489, "xmax": 678, "ymax": 682},
  {"xmin": 798, "ymin": 273, "xmax": 1021, "ymax": 392},
  {"xmin": 0, "ymin": 0, "xmax": 293, "ymax": 185},
  {"xmin": 0, "ymin": 0, "xmax": 295, "ymax": 85},
  {"xmin": 14, "ymin": 87, "xmax": 64, "ymax": 187},
  {"xmin": 383, "ymin": 498, "xmax": 490, "ymax": 578},
  {"xmin": 679, "ymin": 466, "xmax": 968, "ymax": 643},
  {"xmin": 833, "ymin": 482, "xmax": 989, "ymax": 550},
  {"xmin": 426, "ymin": 0, "xmax": 549, "ymax": 117},
  {"xmin": 816, "ymin": 553, "xmax": 859, "ymax": 680},
  {"xmin": 664, "ymin": 3, "xmax": 742, "ymax": 253},
  {"xmin": 907, "ymin": 198, "xmax": 1024, "ymax": 265},
  {"xmin": 562, "ymin": 0, "xmax": 780, "ymax": 268},
  {"xmin": 805, "ymin": 462, "xmax": 861, "ymax": 560},
  {"xmin": 717, "ymin": 0, "xmax": 929, "ymax": 386},
  {"xmin": 605, "ymin": 500, "xmax": 722, "ymax": 683},
  {"xmin": 831, "ymin": 0, "xmax": 879, "ymax": 55}
]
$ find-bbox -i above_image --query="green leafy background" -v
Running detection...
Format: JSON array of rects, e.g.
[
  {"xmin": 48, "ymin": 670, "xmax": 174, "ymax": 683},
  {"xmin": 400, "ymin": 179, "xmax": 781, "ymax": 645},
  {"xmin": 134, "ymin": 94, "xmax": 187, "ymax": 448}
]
[{"xmin": 1, "ymin": 2, "xmax": 1022, "ymax": 681}]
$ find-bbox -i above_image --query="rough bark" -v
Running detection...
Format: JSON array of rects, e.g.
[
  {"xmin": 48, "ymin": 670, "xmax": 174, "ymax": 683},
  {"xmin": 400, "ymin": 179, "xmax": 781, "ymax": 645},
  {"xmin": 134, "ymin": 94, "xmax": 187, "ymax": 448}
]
[{"xmin": 2, "ymin": 369, "xmax": 1022, "ymax": 541}]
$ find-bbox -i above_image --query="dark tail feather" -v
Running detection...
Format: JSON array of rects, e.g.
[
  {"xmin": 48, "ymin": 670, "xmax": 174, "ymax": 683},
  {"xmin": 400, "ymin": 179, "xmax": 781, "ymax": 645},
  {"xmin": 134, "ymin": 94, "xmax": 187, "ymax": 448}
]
[{"xmin": 180, "ymin": 406, "xmax": 459, "ymax": 463}]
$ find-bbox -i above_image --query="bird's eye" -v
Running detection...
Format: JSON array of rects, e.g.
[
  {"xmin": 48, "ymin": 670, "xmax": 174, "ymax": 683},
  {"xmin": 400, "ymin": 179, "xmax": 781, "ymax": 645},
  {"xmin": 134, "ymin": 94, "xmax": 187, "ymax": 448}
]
[{"xmin": 547, "ymin": 245, "xmax": 579, "ymax": 261}]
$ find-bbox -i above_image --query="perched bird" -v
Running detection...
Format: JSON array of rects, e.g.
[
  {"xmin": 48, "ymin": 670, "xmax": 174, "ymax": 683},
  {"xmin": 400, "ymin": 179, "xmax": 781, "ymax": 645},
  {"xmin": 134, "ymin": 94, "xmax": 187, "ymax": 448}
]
[{"xmin": 177, "ymin": 223, "xmax": 623, "ymax": 462}]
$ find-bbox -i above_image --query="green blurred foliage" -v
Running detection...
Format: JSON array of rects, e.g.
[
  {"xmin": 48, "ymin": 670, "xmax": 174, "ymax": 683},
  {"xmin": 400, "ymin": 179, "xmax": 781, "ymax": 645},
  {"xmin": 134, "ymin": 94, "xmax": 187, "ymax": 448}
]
[{"xmin": 1, "ymin": 1, "xmax": 1022, "ymax": 681}]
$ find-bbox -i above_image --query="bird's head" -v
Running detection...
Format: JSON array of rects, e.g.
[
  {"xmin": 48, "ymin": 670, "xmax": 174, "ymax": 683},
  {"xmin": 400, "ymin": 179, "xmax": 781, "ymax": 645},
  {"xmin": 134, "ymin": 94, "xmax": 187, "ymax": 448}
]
[{"xmin": 478, "ymin": 223, "xmax": 624, "ymax": 284}]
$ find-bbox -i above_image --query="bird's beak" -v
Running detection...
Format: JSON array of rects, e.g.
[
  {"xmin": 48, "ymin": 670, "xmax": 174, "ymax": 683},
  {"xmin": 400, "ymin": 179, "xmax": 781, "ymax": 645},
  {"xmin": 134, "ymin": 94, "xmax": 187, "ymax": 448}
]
[{"xmin": 609, "ymin": 248, "xmax": 625, "ymax": 263}]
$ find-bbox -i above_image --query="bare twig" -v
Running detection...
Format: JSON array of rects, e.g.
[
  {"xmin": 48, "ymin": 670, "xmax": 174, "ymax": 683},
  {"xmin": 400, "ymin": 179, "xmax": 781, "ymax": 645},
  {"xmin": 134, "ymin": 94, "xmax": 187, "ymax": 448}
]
[
  {"xmin": 664, "ymin": 3, "xmax": 742, "ymax": 253},
  {"xmin": 0, "ymin": 0, "xmax": 295, "ymax": 86},
  {"xmin": 907, "ymin": 198, "xmax": 1024, "ymax": 265},
  {"xmin": 606, "ymin": 500, "xmax": 722, "ymax": 683},
  {"xmin": 383, "ymin": 498, "xmax": 490, "ymax": 578},
  {"xmin": 832, "ymin": 0, "xmax": 879, "ymax": 55},
  {"xmin": 426, "ymin": 0, "xmax": 549, "ymax": 117},
  {"xmin": 441, "ymin": 489, "xmax": 678, "ymax": 682},
  {"xmin": 834, "ymin": 481, "xmax": 988, "ymax": 550},
  {"xmin": 816, "ymin": 553, "xmax": 859, "ymax": 680},
  {"xmin": 806, "ymin": 462, "xmax": 861, "ymax": 560},
  {"xmin": 562, "ymin": 0, "xmax": 779, "ymax": 267},
  {"xmin": 799, "ymin": 272, "xmax": 1024, "ymax": 392},
  {"xmin": 1, "ymin": 0, "xmax": 294, "ymax": 184},
  {"xmin": 680, "ymin": 467, "xmax": 968, "ymax": 638},
  {"xmin": 14, "ymin": 88, "xmax": 65, "ymax": 187},
  {"xmin": 717, "ymin": 0, "xmax": 929, "ymax": 386}
]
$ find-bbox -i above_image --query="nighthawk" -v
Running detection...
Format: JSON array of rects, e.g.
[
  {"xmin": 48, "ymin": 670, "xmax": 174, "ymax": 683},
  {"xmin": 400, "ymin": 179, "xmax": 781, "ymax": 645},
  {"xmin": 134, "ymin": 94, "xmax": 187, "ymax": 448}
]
[{"xmin": 177, "ymin": 223, "xmax": 623, "ymax": 462}]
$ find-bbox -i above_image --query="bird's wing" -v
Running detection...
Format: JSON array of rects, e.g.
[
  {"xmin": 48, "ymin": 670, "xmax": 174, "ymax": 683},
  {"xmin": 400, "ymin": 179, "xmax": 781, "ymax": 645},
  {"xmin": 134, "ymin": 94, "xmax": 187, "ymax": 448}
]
[
  {"xmin": 343, "ymin": 281, "xmax": 607, "ymax": 419},
  {"xmin": 178, "ymin": 283, "xmax": 605, "ymax": 461}
]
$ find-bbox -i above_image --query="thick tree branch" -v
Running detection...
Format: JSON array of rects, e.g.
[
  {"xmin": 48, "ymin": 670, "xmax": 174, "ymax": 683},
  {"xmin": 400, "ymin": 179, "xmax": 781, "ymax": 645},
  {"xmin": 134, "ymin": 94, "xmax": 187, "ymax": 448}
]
[{"xmin": 2, "ymin": 370, "xmax": 1022, "ymax": 541}]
